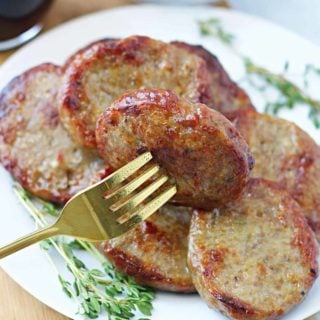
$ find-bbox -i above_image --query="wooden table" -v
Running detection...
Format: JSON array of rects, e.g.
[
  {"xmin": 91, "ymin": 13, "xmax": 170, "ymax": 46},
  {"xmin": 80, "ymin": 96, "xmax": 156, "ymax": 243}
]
[{"xmin": 0, "ymin": 1, "xmax": 318, "ymax": 319}]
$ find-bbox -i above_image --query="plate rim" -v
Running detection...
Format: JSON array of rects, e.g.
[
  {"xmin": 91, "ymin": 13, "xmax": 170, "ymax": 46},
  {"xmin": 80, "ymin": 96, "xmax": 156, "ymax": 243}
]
[{"xmin": 2, "ymin": 3, "xmax": 320, "ymax": 76}]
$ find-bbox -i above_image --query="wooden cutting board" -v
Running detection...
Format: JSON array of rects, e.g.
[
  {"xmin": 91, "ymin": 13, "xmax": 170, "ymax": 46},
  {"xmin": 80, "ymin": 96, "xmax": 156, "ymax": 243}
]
[{"xmin": 0, "ymin": 268, "xmax": 68, "ymax": 319}]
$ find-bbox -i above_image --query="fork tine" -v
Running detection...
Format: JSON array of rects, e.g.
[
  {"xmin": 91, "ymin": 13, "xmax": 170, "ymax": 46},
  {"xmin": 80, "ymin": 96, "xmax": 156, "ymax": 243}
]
[
  {"xmin": 104, "ymin": 164, "xmax": 160, "ymax": 201},
  {"xmin": 111, "ymin": 175, "xmax": 168, "ymax": 216},
  {"xmin": 103, "ymin": 152, "xmax": 153, "ymax": 189},
  {"xmin": 117, "ymin": 185, "xmax": 177, "ymax": 229}
]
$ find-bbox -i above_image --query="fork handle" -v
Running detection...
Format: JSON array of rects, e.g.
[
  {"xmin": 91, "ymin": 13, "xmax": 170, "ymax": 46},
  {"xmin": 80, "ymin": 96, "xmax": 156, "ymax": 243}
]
[{"xmin": 0, "ymin": 225, "xmax": 59, "ymax": 259}]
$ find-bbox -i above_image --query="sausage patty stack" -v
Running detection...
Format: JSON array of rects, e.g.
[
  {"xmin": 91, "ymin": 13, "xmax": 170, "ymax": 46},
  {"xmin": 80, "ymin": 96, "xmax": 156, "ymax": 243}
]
[{"xmin": 0, "ymin": 35, "xmax": 318, "ymax": 320}]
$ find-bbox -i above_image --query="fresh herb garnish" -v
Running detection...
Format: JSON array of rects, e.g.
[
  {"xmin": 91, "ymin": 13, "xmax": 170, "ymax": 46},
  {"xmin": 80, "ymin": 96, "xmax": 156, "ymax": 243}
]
[
  {"xmin": 13, "ymin": 183, "xmax": 154, "ymax": 320},
  {"xmin": 198, "ymin": 18, "xmax": 320, "ymax": 128},
  {"xmin": 198, "ymin": 18, "xmax": 234, "ymax": 45},
  {"xmin": 234, "ymin": 219, "xmax": 247, "ymax": 225},
  {"xmin": 244, "ymin": 58, "xmax": 320, "ymax": 128}
]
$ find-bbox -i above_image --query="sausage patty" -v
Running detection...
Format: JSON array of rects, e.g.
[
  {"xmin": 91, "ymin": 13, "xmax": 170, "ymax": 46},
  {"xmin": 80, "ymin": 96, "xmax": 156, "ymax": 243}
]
[
  {"xmin": 96, "ymin": 89, "xmax": 254, "ymax": 209},
  {"xmin": 101, "ymin": 205, "xmax": 194, "ymax": 292},
  {"xmin": 230, "ymin": 109, "xmax": 320, "ymax": 240},
  {"xmin": 171, "ymin": 41, "xmax": 255, "ymax": 114},
  {"xmin": 0, "ymin": 63, "xmax": 107, "ymax": 204},
  {"xmin": 188, "ymin": 178, "xmax": 319, "ymax": 320},
  {"xmin": 63, "ymin": 38, "xmax": 118, "ymax": 72},
  {"xmin": 59, "ymin": 35, "xmax": 213, "ymax": 148}
]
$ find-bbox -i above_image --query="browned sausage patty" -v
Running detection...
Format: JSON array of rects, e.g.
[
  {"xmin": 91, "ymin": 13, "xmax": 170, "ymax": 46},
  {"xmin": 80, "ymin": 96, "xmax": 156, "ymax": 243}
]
[
  {"xmin": 96, "ymin": 89, "xmax": 254, "ymax": 209},
  {"xmin": 171, "ymin": 41, "xmax": 255, "ymax": 114},
  {"xmin": 101, "ymin": 205, "xmax": 194, "ymax": 292},
  {"xmin": 188, "ymin": 178, "xmax": 319, "ymax": 320},
  {"xmin": 63, "ymin": 38, "xmax": 119, "ymax": 72},
  {"xmin": 0, "ymin": 63, "xmax": 108, "ymax": 204},
  {"xmin": 229, "ymin": 109, "xmax": 320, "ymax": 240},
  {"xmin": 59, "ymin": 35, "xmax": 215, "ymax": 148}
]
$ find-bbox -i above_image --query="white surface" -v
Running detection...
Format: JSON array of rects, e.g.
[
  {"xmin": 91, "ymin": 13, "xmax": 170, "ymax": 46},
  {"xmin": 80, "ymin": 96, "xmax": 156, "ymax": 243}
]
[
  {"xmin": 0, "ymin": 4, "xmax": 320, "ymax": 320},
  {"xmin": 229, "ymin": 0, "xmax": 320, "ymax": 46}
]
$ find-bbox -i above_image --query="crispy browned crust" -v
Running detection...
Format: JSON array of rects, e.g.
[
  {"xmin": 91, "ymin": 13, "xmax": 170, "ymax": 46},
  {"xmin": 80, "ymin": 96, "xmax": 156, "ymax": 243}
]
[
  {"xmin": 96, "ymin": 88, "xmax": 254, "ymax": 209},
  {"xmin": 0, "ymin": 63, "xmax": 108, "ymax": 203},
  {"xmin": 229, "ymin": 109, "xmax": 320, "ymax": 240},
  {"xmin": 171, "ymin": 41, "xmax": 255, "ymax": 114},
  {"xmin": 188, "ymin": 179, "xmax": 319, "ymax": 320},
  {"xmin": 100, "ymin": 205, "xmax": 195, "ymax": 292},
  {"xmin": 59, "ymin": 39, "xmax": 121, "ymax": 148},
  {"xmin": 58, "ymin": 36, "xmax": 214, "ymax": 148},
  {"xmin": 62, "ymin": 38, "xmax": 119, "ymax": 72}
]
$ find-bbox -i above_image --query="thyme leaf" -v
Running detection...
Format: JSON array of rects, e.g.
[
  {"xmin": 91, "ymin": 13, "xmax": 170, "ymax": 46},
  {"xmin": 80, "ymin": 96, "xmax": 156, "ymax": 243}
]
[
  {"xmin": 198, "ymin": 18, "xmax": 235, "ymax": 45},
  {"xmin": 13, "ymin": 183, "xmax": 154, "ymax": 320},
  {"xmin": 198, "ymin": 17, "xmax": 320, "ymax": 128},
  {"xmin": 244, "ymin": 58, "xmax": 320, "ymax": 128}
]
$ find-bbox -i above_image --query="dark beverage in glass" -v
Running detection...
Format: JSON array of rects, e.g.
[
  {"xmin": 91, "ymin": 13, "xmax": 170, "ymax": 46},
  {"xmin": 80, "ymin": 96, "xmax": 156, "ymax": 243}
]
[{"xmin": 0, "ymin": 0, "xmax": 53, "ymax": 51}]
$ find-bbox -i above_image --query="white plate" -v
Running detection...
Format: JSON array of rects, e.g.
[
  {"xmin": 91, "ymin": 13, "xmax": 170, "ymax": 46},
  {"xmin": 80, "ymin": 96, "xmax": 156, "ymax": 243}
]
[{"xmin": 0, "ymin": 4, "xmax": 320, "ymax": 320}]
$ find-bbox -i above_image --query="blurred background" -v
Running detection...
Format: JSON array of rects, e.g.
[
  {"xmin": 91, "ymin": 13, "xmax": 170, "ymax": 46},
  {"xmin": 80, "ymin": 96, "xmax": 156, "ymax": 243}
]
[
  {"xmin": 229, "ymin": 0, "xmax": 320, "ymax": 45},
  {"xmin": 1, "ymin": 0, "xmax": 320, "ymax": 54}
]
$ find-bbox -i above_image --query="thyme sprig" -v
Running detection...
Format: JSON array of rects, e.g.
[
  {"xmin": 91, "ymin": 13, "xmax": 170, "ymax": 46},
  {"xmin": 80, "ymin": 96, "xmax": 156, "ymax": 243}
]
[
  {"xmin": 13, "ymin": 183, "xmax": 154, "ymax": 320},
  {"xmin": 244, "ymin": 59, "xmax": 320, "ymax": 128},
  {"xmin": 198, "ymin": 18, "xmax": 234, "ymax": 45},
  {"xmin": 198, "ymin": 18, "xmax": 320, "ymax": 128}
]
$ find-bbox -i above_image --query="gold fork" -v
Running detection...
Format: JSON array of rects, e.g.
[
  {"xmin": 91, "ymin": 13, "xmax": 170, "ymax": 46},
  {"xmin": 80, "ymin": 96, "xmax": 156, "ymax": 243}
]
[{"xmin": 0, "ymin": 152, "xmax": 176, "ymax": 259}]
